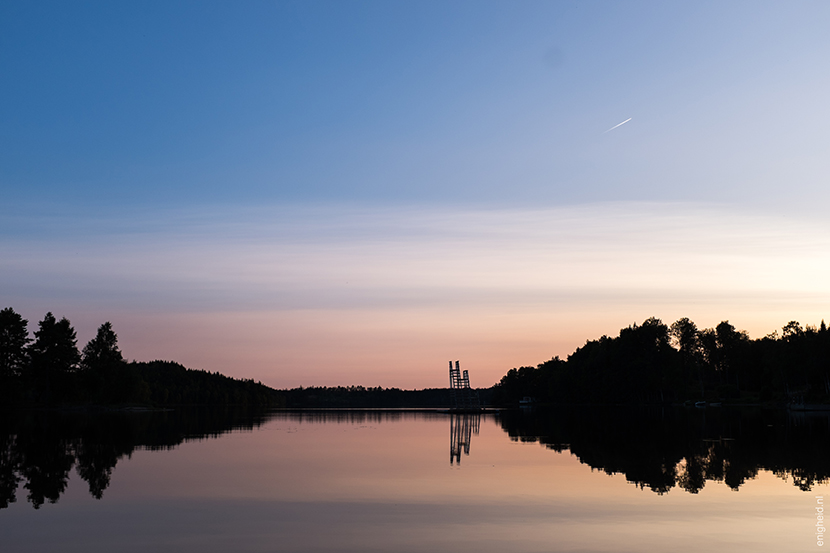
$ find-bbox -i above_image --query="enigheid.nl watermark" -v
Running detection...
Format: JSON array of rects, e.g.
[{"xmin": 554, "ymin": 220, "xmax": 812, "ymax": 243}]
[{"xmin": 818, "ymin": 496, "xmax": 825, "ymax": 546}]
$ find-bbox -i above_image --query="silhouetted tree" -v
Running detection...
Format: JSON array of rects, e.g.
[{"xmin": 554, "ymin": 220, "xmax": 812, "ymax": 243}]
[
  {"xmin": 697, "ymin": 327, "xmax": 718, "ymax": 391},
  {"xmin": 670, "ymin": 317, "xmax": 699, "ymax": 356},
  {"xmin": 0, "ymin": 307, "xmax": 30, "ymax": 379},
  {"xmin": 0, "ymin": 308, "xmax": 30, "ymax": 402},
  {"xmin": 28, "ymin": 313, "xmax": 80, "ymax": 403},
  {"xmin": 713, "ymin": 321, "xmax": 749, "ymax": 395},
  {"xmin": 782, "ymin": 320, "xmax": 804, "ymax": 341},
  {"xmin": 496, "ymin": 314, "xmax": 830, "ymax": 406},
  {"xmin": 81, "ymin": 322, "xmax": 123, "ymax": 372},
  {"xmin": 670, "ymin": 317, "xmax": 703, "ymax": 397},
  {"xmin": 81, "ymin": 322, "xmax": 135, "ymax": 402}
]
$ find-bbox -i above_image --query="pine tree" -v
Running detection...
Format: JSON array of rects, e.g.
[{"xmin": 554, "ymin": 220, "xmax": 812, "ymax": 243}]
[
  {"xmin": 82, "ymin": 322, "xmax": 133, "ymax": 402},
  {"xmin": 0, "ymin": 307, "xmax": 30, "ymax": 379},
  {"xmin": 81, "ymin": 322, "xmax": 123, "ymax": 373},
  {"xmin": 29, "ymin": 312, "xmax": 80, "ymax": 402}
]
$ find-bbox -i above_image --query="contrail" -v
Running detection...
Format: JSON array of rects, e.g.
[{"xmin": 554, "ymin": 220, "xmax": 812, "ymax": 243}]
[{"xmin": 604, "ymin": 117, "xmax": 632, "ymax": 133}]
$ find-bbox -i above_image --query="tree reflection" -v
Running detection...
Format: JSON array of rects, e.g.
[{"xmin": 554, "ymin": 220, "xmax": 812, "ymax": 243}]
[
  {"xmin": 0, "ymin": 407, "xmax": 272, "ymax": 509},
  {"xmin": 18, "ymin": 435, "xmax": 75, "ymax": 508},
  {"xmin": 5, "ymin": 406, "xmax": 829, "ymax": 508},
  {"xmin": 75, "ymin": 442, "xmax": 121, "ymax": 499},
  {"xmin": 0, "ymin": 434, "xmax": 21, "ymax": 509},
  {"xmin": 497, "ymin": 406, "xmax": 830, "ymax": 494}
]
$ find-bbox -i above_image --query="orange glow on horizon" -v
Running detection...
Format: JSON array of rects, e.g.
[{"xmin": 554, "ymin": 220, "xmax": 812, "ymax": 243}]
[{"xmin": 7, "ymin": 203, "xmax": 830, "ymax": 388}]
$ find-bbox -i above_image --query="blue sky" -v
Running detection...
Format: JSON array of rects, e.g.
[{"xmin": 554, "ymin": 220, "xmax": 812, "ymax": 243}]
[
  {"xmin": 3, "ymin": 1, "xmax": 830, "ymax": 387},
  {"xmin": 5, "ymin": 1, "xmax": 829, "ymax": 208}
]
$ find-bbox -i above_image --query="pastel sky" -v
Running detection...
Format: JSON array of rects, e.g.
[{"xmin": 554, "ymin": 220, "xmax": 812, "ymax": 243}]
[{"xmin": 3, "ymin": 1, "xmax": 830, "ymax": 388}]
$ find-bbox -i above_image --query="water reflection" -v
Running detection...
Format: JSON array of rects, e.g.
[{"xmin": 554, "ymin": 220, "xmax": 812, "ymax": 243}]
[
  {"xmin": 0, "ymin": 409, "xmax": 457, "ymax": 509},
  {"xmin": 498, "ymin": 406, "xmax": 830, "ymax": 494},
  {"xmin": 449, "ymin": 414, "xmax": 480, "ymax": 465},
  {"xmin": 259, "ymin": 410, "xmax": 446, "ymax": 424},
  {"xmin": 0, "ymin": 407, "xmax": 271, "ymax": 509},
  {"xmin": 4, "ymin": 406, "xmax": 830, "ymax": 511}
]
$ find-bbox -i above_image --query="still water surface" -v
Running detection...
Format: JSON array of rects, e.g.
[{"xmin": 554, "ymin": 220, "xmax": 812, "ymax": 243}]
[{"xmin": 1, "ymin": 407, "xmax": 826, "ymax": 552}]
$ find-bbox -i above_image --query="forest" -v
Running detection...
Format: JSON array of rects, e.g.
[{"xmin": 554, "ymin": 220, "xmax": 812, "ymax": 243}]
[
  {"xmin": 493, "ymin": 316, "xmax": 830, "ymax": 406},
  {"xmin": 0, "ymin": 307, "xmax": 468, "ymax": 409},
  {"xmin": 279, "ymin": 386, "xmax": 493, "ymax": 408},
  {"xmin": 6, "ymin": 306, "xmax": 829, "ymax": 409},
  {"xmin": 0, "ymin": 308, "xmax": 282, "ymax": 407}
]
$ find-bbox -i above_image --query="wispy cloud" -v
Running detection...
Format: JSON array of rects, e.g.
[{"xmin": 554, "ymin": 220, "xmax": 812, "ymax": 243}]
[
  {"xmin": 4, "ymin": 202, "xmax": 830, "ymax": 386},
  {"xmin": 4, "ymin": 202, "xmax": 828, "ymax": 309}
]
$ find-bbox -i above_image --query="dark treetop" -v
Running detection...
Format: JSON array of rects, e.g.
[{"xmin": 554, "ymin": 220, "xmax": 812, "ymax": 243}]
[
  {"xmin": 0, "ymin": 308, "xmax": 281, "ymax": 408},
  {"xmin": 492, "ymin": 316, "xmax": 830, "ymax": 407}
]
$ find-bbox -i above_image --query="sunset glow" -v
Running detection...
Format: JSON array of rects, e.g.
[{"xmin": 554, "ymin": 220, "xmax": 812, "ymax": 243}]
[
  {"xmin": 3, "ymin": 2, "xmax": 830, "ymax": 387},
  {"xmin": 4, "ymin": 203, "xmax": 830, "ymax": 387}
]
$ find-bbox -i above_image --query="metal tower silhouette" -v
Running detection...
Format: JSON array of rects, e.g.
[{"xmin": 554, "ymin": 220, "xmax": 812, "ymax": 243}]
[{"xmin": 448, "ymin": 360, "xmax": 480, "ymax": 411}]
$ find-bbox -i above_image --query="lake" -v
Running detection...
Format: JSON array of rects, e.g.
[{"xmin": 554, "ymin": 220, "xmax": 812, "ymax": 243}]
[{"xmin": 1, "ymin": 406, "xmax": 826, "ymax": 552}]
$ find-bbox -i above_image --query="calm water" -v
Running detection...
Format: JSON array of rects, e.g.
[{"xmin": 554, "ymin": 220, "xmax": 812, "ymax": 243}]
[{"xmin": 1, "ymin": 407, "xmax": 827, "ymax": 552}]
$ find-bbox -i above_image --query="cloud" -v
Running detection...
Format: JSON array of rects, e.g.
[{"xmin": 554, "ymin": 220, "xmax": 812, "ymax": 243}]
[
  {"xmin": 4, "ymin": 201, "xmax": 828, "ymax": 310},
  {"xmin": 4, "ymin": 201, "xmax": 830, "ymax": 387}
]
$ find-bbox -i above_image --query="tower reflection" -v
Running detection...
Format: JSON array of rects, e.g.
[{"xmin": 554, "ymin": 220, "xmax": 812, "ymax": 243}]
[{"xmin": 449, "ymin": 413, "xmax": 480, "ymax": 465}]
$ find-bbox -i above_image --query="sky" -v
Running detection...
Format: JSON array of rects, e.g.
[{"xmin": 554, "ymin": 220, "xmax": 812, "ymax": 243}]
[{"xmin": 3, "ymin": 1, "xmax": 830, "ymax": 388}]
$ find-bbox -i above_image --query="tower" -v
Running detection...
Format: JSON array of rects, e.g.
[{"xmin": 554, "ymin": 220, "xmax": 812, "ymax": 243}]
[{"xmin": 448, "ymin": 360, "xmax": 480, "ymax": 411}]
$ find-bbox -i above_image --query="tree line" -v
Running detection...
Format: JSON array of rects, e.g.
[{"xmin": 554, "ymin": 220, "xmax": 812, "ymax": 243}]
[
  {"xmin": 280, "ymin": 386, "xmax": 493, "ymax": 408},
  {"xmin": 493, "ymin": 316, "xmax": 830, "ymax": 406},
  {"xmin": 0, "ymin": 307, "xmax": 282, "ymax": 407}
]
